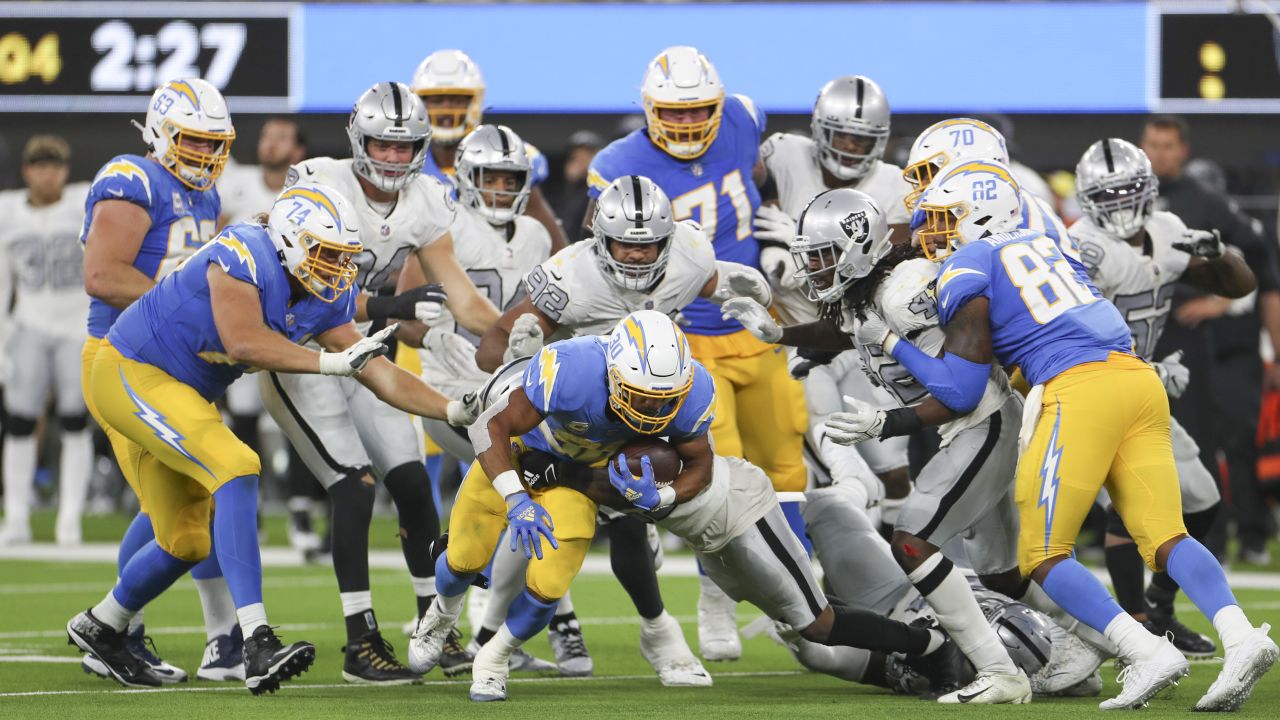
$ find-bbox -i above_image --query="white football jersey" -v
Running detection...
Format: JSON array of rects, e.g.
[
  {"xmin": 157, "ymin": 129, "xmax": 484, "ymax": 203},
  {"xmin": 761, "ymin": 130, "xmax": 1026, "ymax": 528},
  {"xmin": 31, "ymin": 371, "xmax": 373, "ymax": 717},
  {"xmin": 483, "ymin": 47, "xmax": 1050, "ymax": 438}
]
[
  {"xmin": 0, "ymin": 184, "xmax": 90, "ymax": 339},
  {"xmin": 530, "ymin": 221, "xmax": 716, "ymax": 337},
  {"xmin": 216, "ymin": 164, "xmax": 280, "ymax": 225},
  {"xmin": 287, "ymin": 157, "xmax": 455, "ymax": 297},
  {"xmin": 853, "ymin": 257, "xmax": 1012, "ymax": 445},
  {"xmin": 1070, "ymin": 211, "xmax": 1191, "ymax": 361},
  {"xmin": 660, "ymin": 455, "xmax": 776, "ymax": 553}
]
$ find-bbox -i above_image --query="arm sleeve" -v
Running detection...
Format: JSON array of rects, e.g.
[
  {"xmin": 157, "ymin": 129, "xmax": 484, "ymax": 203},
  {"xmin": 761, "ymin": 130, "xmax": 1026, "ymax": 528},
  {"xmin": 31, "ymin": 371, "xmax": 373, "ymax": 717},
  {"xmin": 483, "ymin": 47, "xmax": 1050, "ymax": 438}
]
[{"xmin": 888, "ymin": 339, "xmax": 991, "ymax": 414}]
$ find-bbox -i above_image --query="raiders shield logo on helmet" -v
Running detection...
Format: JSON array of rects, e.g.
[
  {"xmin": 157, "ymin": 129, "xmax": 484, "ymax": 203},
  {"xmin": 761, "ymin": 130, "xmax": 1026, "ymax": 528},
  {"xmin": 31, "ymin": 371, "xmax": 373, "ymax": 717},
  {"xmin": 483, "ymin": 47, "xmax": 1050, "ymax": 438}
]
[{"xmin": 840, "ymin": 211, "xmax": 869, "ymax": 242}]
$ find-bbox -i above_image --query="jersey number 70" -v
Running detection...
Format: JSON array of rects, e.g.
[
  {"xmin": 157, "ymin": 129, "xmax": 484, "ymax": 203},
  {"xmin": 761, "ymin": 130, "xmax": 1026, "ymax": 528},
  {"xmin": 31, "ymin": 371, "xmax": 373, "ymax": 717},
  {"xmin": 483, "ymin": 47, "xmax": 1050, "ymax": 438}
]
[{"xmin": 1000, "ymin": 236, "xmax": 1098, "ymax": 324}]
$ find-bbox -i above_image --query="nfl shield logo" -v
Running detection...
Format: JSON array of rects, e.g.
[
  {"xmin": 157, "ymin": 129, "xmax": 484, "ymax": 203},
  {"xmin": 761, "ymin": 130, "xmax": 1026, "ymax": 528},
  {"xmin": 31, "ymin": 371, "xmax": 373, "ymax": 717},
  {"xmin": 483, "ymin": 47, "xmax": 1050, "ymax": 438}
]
[
  {"xmin": 172, "ymin": 191, "xmax": 186, "ymax": 215},
  {"xmin": 286, "ymin": 313, "xmax": 296, "ymax": 327},
  {"xmin": 380, "ymin": 224, "xmax": 391, "ymax": 237}
]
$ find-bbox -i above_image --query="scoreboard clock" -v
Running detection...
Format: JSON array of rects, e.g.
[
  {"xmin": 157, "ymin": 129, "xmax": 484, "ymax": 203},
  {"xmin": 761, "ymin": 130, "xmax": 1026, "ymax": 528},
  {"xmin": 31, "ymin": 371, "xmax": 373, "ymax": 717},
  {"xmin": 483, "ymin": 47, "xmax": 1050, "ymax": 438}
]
[{"xmin": 0, "ymin": 3, "xmax": 291, "ymax": 112}]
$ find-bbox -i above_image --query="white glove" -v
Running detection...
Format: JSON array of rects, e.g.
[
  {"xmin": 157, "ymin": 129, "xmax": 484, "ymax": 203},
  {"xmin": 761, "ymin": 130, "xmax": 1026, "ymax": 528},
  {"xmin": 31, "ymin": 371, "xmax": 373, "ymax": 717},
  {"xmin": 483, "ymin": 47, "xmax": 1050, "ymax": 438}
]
[
  {"xmin": 759, "ymin": 245, "xmax": 804, "ymax": 292},
  {"xmin": 854, "ymin": 310, "xmax": 898, "ymax": 353},
  {"xmin": 446, "ymin": 391, "xmax": 480, "ymax": 427},
  {"xmin": 720, "ymin": 297, "xmax": 782, "ymax": 343},
  {"xmin": 504, "ymin": 313, "xmax": 545, "ymax": 362},
  {"xmin": 753, "ymin": 204, "xmax": 796, "ymax": 245},
  {"xmin": 822, "ymin": 394, "xmax": 887, "ymax": 445},
  {"xmin": 423, "ymin": 326, "xmax": 488, "ymax": 384},
  {"xmin": 319, "ymin": 324, "xmax": 398, "ymax": 377},
  {"xmin": 415, "ymin": 299, "xmax": 446, "ymax": 326},
  {"xmin": 711, "ymin": 269, "xmax": 773, "ymax": 307},
  {"xmin": 1172, "ymin": 229, "xmax": 1225, "ymax": 260},
  {"xmin": 1153, "ymin": 350, "xmax": 1190, "ymax": 399}
]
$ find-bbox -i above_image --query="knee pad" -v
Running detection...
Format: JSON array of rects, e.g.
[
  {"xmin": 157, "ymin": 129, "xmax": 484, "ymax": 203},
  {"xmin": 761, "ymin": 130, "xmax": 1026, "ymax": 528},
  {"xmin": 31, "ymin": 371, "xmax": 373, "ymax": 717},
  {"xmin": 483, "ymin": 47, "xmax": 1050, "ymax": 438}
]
[
  {"xmin": 7, "ymin": 414, "xmax": 37, "ymax": 437},
  {"xmin": 1105, "ymin": 505, "xmax": 1132, "ymax": 539},
  {"xmin": 59, "ymin": 414, "xmax": 89, "ymax": 433},
  {"xmin": 527, "ymin": 544, "xmax": 588, "ymax": 601},
  {"xmin": 159, "ymin": 526, "xmax": 212, "ymax": 562}
]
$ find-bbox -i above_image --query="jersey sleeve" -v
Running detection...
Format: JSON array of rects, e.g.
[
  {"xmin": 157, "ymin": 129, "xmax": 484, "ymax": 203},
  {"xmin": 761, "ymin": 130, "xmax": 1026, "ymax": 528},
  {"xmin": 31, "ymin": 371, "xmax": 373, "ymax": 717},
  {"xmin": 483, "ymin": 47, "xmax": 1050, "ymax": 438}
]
[
  {"xmin": 87, "ymin": 157, "xmax": 154, "ymax": 212},
  {"xmin": 522, "ymin": 342, "xmax": 585, "ymax": 415},
  {"xmin": 880, "ymin": 263, "xmax": 940, "ymax": 334},
  {"xmin": 524, "ymin": 253, "xmax": 576, "ymax": 324},
  {"xmin": 731, "ymin": 94, "xmax": 767, "ymax": 138},
  {"xmin": 668, "ymin": 364, "xmax": 716, "ymax": 441},
  {"xmin": 935, "ymin": 249, "xmax": 992, "ymax": 327},
  {"xmin": 319, "ymin": 285, "xmax": 359, "ymax": 334},
  {"xmin": 759, "ymin": 132, "xmax": 786, "ymax": 181},
  {"xmin": 585, "ymin": 145, "xmax": 620, "ymax": 199},
  {"xmin": 204, "ymin": 230, "xmax": 265, "ymax": 287},
  {"xmin": 678, "ymin": 221, "xmax": 719, "ymax": 288},
  {"xmin": 416, "ymin": 176, "xmax": 458, "ymax": 247},
  {"xmin": 526, "ymin": 143, "xmax": 551, "ymax": 186}
]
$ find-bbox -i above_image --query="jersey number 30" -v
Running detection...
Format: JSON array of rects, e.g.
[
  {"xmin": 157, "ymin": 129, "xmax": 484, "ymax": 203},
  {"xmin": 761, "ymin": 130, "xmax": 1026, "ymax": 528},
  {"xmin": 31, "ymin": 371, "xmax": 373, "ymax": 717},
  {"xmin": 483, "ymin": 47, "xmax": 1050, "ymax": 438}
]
[{"xmin": 1000, "ymin": 236, "xmax": 1097, "ymax": 324}]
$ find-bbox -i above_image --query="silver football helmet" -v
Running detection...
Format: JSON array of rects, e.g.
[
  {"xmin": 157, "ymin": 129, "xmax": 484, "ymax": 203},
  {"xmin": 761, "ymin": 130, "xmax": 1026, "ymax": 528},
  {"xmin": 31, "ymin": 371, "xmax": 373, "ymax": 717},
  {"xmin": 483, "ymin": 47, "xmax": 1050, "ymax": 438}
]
[
  {"xmin": 789, "ymin": 188, "xmax": 892, "ymax": 304},
  {"xmin": 347, "ymin": 82, "xmax": 430, "ymax": 192},
  {"xmin": 1075, "ymin": 138, "xmax": 1158, "ymax": 240},
  {"xmin": 455, "ymin": 125, "xmax": 533, "ymax": 226},
  {"xmin": 979, "ymin": 598, "xmax": 1055, "ymax": 677},
  {"xmin": 592, "ymin": 176, "xmax": 676, "ymax": 291},
  {"xmin": 811, "ymin": 75, "xmax": 891, "ymax": 182}
]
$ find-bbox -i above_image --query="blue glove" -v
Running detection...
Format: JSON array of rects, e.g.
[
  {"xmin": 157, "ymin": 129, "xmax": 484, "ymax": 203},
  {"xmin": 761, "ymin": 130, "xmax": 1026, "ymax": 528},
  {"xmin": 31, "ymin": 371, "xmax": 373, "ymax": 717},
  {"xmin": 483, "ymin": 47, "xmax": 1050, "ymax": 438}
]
[
  {"xmin": 506, "ymin": 492, "xmax": 558, "ymax": 560},
  {"xmin": 608, "ymin": 454, "xmax": 660, "ymax": 511}
]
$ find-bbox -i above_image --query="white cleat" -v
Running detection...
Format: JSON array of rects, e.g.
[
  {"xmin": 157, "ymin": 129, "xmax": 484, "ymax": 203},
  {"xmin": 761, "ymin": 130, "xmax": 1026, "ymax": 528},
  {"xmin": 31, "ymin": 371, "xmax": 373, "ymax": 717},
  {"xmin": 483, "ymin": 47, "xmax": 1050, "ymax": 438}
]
[
  {"xmin": 641, "ymin": 611, "xmax": 713, "ymax": 688},
  {"xmin": 407, "ymin": 597, "xmax": 459, "ymax": 674},
  {"xmin": 469, "ymin": 638, "xmax": 511, "ymax": 702},
  {"xmin": 1032, "ymin": 626, "xmax": 1110, "ymax": 694},
  {"xmin": 938, "ymin": 669, "xmax": 1032, "ymax": 704},
  {"xmin": 1194, "ymin": 624, "xmax": 1278, "ymax": 712},
  {"xmin": 0, "ymin": 521, "xmax": 32, "ymax": 546},
  {"xmin": 1098, "ymin": 639, "xmax": 1188, "ymax": 710},
  {"xmin": 696, "ymin": 585, "xmax": 741, "ymax": 662},
  {"xmin": 55, "ymin": 515, "xmax": 81, "ymax": 547},
  {"xmin": 1053, "ymin": 670, "xmax": 1103, "ymax": 698}
]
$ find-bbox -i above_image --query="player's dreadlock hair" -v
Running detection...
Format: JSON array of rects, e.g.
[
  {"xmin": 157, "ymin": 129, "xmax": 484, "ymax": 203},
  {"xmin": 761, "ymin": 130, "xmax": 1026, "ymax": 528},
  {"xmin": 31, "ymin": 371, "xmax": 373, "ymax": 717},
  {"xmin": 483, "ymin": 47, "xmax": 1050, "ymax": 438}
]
[{"xmin": 840, "ymin": 241, "xmax": 923, "ymax": 321}]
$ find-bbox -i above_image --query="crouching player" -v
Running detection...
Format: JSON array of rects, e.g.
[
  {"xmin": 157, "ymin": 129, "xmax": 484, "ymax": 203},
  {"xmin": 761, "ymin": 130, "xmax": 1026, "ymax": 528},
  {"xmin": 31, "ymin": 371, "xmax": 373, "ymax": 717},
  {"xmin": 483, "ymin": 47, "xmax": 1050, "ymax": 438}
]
[{"xmin": 66, "ymin": 183, "xmax": 474, "ymax": 694}]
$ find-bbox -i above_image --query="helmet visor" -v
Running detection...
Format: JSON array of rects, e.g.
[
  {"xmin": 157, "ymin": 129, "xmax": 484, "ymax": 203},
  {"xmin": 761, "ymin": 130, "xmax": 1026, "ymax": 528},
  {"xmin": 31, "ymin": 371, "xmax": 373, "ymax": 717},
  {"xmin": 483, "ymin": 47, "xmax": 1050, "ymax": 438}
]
[
  {"xmin": 163, "ymin": 122, "xmax": 235, "ymax": 191},
  {"xmin": 608, "ymin": 367, "xmax": 693, "ymax": 434},
  {"xmin": 645, "ymin": 97, "xmax": 724, "ymax": 160},
  {"xmin": 916, "ymin": 202, "xmax": 967, "ymax": 262},
  {"xmin": 294, "ymin": 232, "xmax": 361, "ymax": 303}
]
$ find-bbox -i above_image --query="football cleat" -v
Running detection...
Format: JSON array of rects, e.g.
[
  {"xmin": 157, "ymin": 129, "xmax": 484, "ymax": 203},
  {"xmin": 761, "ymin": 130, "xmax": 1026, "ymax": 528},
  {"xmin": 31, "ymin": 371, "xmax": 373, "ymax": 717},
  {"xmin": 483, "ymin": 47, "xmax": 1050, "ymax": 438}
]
[
  {"xmin": 466, "ymin": 638, "xmax": 555, "ymax": 674},
  {"xmin": 696, "ymin": 584, "xmax": 741, "ymax": 662},
  {"xmin": 82, "ymin": 625, "xmax": 189, "ymax": 684},
  {"xmin": 408, "ymin": 597, "xmax": 460, "ymax": 674},
  {"xmin": 342, "ymin": 631, "xmax": 421, "ymax": 685},
  {"xmin": 197, "ymin": 625, "xmax": 245, "ymax": 681},
  {"xmin": 1050, "ymin": 670, "xmax": 1103, "ymax": 698},
  {"xmin": 242, "ymin": 626, "xmax": 315, "ymax": 695},
  {"xmin": 549, "ymin": 616, "xmax": 593, "ymax": 677},
  {"xmin": 1098, "ymin": 639, "xmax": 1188, "ymax": 710},
  {"xmin": 1032, "ymin": 626, "xmax": 1109, "ymax": 694},
  {"xmin": 55, "ymin": 514, "xmax": 82, "ymax": 546},
  {"xmin": 67, "ymin": 610, "xmax": 162, "ymax": 688},
  {"xmin": 640, "ymin": 611, "xmax": 713, "ymax": 687},
  {"xmin": 0, "ymin": 521, "xmax": 32, "ymax": 546},
  {"xmin": 469, "ymin": 639, "xmax": 511, "ymax": 702},
  {"xmin": 1194, "ymin": 624, "xmax": 1278, "ymax": 712},
  {"xmin": 1143, "ymin": 590, "xmax": 1216, "ymax": 660},
  {"xmin": 904, "ymin": 635, "xmax": 974, "ymax": 698},
  {"xmin": 938, "ymin": 669, "xmax": 1032, "ymax": 705},
  {"xmin": 440, "ymin": 627, "xmax": 474, "ymax": 677}
]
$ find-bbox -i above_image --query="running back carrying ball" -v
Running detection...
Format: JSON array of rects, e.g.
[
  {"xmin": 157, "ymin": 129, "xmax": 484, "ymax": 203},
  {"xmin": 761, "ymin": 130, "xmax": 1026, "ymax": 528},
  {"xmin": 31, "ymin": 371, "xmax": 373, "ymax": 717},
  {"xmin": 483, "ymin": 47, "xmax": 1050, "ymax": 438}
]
[{"xmin": 620, "ymin": 438, "xmax": 680, "ymax": 488}]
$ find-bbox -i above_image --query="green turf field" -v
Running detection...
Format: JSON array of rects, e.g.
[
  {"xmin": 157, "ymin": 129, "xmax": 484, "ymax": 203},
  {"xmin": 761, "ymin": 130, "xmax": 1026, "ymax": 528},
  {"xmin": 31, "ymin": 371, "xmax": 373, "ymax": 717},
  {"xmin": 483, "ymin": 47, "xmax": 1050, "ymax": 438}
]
[{"xmin": 3, "ymin": 539, "xmax": 1280, "ymax": 720}]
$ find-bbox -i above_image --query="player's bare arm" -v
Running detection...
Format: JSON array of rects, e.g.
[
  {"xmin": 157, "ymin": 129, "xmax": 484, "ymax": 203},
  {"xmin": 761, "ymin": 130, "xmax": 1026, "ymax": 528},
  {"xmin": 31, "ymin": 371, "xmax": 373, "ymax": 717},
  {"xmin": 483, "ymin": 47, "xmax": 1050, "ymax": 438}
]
[
  {"xmin": 779, "ymin": 316, "xmax": 855, "ymax": 351},
  {"xmin": 473, "ymin": 387, "xmax": 545, "ymax": 484},
  {"xmin": 1180, "ymin": 248, "xmax": 1256, "ymax": 299},
  {"xmin": 208, "ymin": 266, "xmax": 324, "ymax": 374},
  {"xmin": 668, "ymin": 433, "xmax": 714, "ymax": 503},
  {"xmin": 315, "ymin": 321, "xmax": 453, "ymax": 421},
  {"xmin": 82, "ymin": 201, "xmax": 156, "ymax": 308},
  {"xmin": 475, "ymin": 296, "xmax": 559, "ymax": 372},
  {"xmin": 415, "ymin": 233, "xmax": 499, "ymax": 335}
]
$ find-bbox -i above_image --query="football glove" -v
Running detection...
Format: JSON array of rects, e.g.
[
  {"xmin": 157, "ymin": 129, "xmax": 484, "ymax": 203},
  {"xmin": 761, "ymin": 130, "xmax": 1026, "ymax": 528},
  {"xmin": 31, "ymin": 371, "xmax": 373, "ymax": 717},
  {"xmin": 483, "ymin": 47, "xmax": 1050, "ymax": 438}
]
[
  {"xmin": 365, "ymin": 284, "xmax": 448, "ymax": 323},
  {"xmin": 788, "ymin": 347, "xmax": 841, "ymax": 380},
  {"xmin": 608, "ymin": 454, "xmax": 660, "ymax": 512},
  {"xmin": 423, "ymin": 327, "xmax": 487, "ymax": 385},
  {"xmin": 759, "ymin": 245, "xmax": 804, "ymax": 292},
  {"xmin": 445, "ymin": 391, "xmax": 480, "ymax": 427},
  {"xmin": 823, "ymin": 394, "xmax": 887, "ymax": 445},
  {"xmin": 504, "ymin": 313, "xmax": 545, "ymax": 362},
  {"xmin": 1153, "ymin": 350, "xmax": 1190, "ymax": 399},
  {"xmin": 319, "ymin": 324, "xmax": 397, "ymax": 376},
  {"xmin": 719, "ymin": 268, "xmax": 774, "ymax": 307},
  {"xmin": 854, "ymin": 310, "xmax": 899, "ymax": 353},
  {"xmin": 1172, "ymin": 229, "xmax": 1225, "ymax": 260},
  {"xmin": 753, "ymin": 204, "xmax": 797, "ymax": 245},
  {"xmin": 720, "ymin": 297, "xmax": 783, "ymax": 343},
  {"xmin": 506, "ymin": 492, "xmax": 558, "ymax": 560}
]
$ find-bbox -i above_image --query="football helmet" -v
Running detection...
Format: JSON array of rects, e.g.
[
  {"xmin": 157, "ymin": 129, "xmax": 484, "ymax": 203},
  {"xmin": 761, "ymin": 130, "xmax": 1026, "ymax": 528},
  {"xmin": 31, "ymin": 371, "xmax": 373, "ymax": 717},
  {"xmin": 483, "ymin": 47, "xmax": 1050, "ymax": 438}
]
[
  {"xmin": 135, "ymin": 78, "xmax": 235, "ymax": 191},
  {"xmin": 979, "ymin": 599, "xmax": 1055, "ymax": 677},
  {"xmin": 455, "ymin": 125, "xmax": 533, "ymax": 225},
  {"xmin": 1075, "ymin": 138, "xmax": 1158, "ymax": 240},
  {"xmin": 347, "ymin": 82, "xmax": 430, "ymax": 193},
  {"xmin": 789, "ymin": 188, "xmax": 892, "ymax": 304},
  {"xmin": 592, "ymin": 176, "xmax": 676, "ymax": 291},
  {"xmin": 914, "ymin": 160, "xmax": 1022, "ymax": 261},
  {"xmin": 641, "ymin": 46, "xmax": 725, "ymax": 160},
  {"xmin": 902, "ymin": 118, "xmax": 1008, "ymax": 211},
  {"xmin": 410, "ymin": 50, "xmax": 486, "ymax": 144},
  {"xmin": 811, "ymin": 75, "xmax": 891, "ymax": 182},
  {"xmin": 268, "ymin": 183, "xmax": 363, "ymax": 303},
  {"xmin": 606, "ymin": 310, "xmax": 695, "ymax": 435}
]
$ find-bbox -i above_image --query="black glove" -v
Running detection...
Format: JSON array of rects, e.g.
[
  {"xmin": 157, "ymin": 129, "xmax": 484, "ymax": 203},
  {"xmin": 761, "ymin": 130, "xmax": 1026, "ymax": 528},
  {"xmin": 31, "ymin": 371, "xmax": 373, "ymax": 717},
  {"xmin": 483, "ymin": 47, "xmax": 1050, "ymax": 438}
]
[
  {"xmin": 365, "ymin": 283, "xmax": 448, "ymax": 321},
  {"xmin": 789, "ymin": 347, "xmax": 842, "ymax": 379}
]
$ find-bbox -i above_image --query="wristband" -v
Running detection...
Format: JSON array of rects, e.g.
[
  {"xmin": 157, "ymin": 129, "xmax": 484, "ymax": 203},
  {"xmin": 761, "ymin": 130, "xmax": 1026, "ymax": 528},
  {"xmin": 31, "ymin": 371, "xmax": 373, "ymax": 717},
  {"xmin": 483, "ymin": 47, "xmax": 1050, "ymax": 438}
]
[
  {"xmin": 880, "ymin": 407, "xmax": 922, "ymax": 438},
  {"xmin": 364, "ymin": 294, "xmax": 395, "ymax": 321},
  {"xmin": 655, "ymin": 485, "xmax": 677, "ymax": 510},
  {"xmin": 492, "ymin": 469, "xmax": 524, "ymax": 499}
]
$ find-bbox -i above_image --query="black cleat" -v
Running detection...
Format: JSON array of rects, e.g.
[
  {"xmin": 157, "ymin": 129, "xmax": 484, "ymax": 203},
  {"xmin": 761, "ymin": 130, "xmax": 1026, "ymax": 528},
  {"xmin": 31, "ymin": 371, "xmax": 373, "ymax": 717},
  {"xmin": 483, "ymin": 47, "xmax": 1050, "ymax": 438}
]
[
  {"xmin": 1146, "ymin": 587, "xmax": 1216, "ymax": 659},
  {"xmin": 905, "ymin": 635, "xmax": 976, "ymax": 699},
  {"xmin": 440, "ymin": 627, "xmax": 474, "ymax": 678},
  {"xmin": 342, "ymin": 631, "xmax": 421, "ymax": 685},
  {"xmin": 66, "ymin": 610, "xmax": 162, "ymax": 688},
  {"xmin": 243, "ymin": 626, "xmax": 315, "ymax": 695}
]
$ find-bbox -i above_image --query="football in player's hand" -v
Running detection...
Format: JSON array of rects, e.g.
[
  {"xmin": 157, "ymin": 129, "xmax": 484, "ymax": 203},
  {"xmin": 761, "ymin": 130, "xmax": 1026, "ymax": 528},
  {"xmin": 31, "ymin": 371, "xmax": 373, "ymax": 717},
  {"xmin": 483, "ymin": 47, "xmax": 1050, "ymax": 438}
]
[{"xmin": 620, "ymin": 437, "xmax": 681, "ymax": 488}]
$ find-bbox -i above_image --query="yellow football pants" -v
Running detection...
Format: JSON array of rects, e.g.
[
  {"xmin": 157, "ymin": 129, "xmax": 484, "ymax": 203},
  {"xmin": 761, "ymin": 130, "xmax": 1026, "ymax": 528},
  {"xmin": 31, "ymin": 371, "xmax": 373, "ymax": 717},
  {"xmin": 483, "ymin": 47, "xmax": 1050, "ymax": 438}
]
[
  {"xmin": 446, "ymin": 447, "xmax": 597, "ymax": 601},
  {"xmin": 1016, "ymin": 352, "xmax": 1186, "ymax": 575},
  {"xmin": 83, "ymin": 336, "xmax": 152, "ymax": 512},
  {"xmin": 91, "ymin": 341, "xmax": 260, "ymax": 561},
  {"xmin": 687, "ymin": 329, "xmax": 808, "ymax": 492}
]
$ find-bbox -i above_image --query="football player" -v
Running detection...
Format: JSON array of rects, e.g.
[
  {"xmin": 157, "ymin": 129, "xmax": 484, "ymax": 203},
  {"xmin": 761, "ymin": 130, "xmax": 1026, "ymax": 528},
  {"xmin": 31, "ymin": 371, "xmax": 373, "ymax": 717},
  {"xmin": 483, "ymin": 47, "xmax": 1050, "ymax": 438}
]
[
  {"xmin": 857, "ymin": 160, "xmax": 1277, "ymax": 710},
  {"xmin": 68, "ymin": 182, "xmax": 473, "ymax": 693},
  {"xmin": 1071, "ymin": 139, "xmax": 1253, "ymax": 658},
  {"xmin": 409, "ymin": 311, "xmax": 718, "ymax": 702},
  {"xmin": 0, "ymin": 136, "xmax": 91, "ymax": 547},
  {"xmin": 257, "ymin": 82, "xmax": 493, "ymax": 684},
  {"xmin": 78, "ymin": 79, "xmax": 239, "ymax": 684},
  {"xmin": 410, "ymin": 50, "xmax": 569, "ymax": 251},
  {"xmin": 584, "ymin": 47, "xmax": 805, "ymax": 660}
]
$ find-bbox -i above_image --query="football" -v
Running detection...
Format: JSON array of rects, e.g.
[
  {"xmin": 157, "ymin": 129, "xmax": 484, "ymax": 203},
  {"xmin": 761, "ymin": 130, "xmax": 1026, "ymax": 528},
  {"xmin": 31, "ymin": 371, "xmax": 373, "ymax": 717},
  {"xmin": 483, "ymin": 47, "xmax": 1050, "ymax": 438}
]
[{"xmin": 619, "ymin": 437, "xmax": 682, "ymax": 487}]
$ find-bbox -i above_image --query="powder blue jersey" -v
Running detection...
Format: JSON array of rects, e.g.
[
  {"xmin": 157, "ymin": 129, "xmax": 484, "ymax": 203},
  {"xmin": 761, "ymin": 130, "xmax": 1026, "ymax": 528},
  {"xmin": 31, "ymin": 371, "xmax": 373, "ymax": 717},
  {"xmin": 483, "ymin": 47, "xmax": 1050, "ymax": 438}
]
[
  {"xmin": 587, "ymin": 95, "xmax": 766, "ymax": 335},
  {"xmin": 108, "ymin": 223, "xmax": 356, "ymax": 402},
  {"xmin": 81, "ymin": 155, "xmax": 221, "ymax": 338},
  {"xmin": 519, "ymin": 335, "xmax": 715, "ymax": 465},
  {"xmin": 936, "ymin": 229, "xmax": 1132, "ymax": 386}
]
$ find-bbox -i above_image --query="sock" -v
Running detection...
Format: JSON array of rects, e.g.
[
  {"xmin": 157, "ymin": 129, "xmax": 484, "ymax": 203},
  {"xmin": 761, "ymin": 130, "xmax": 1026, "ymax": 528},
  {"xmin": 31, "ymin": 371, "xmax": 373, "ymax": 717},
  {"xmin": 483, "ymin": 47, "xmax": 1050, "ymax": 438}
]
[
  {"xmin": 482, "ymin": 529, "xmax": 529, "ymax": 630},
  {"xmin": 1016, "ymin": 579, "xmax": 1118, "ymax": 655},
  {"xmin": 906, "ymin": 553, "xmax": 1016, "ymax": 674},
  {"xmin": 3, "ymin": 434, "xmax": 36, "ymax": 527},
  {"xmin": 411, "ymin": 575, "xmax": 435, "ymax": 619},
  {"xmin": 1164, "ymin": 538, "xmax": 1237, "ymax": 621},
  {"xmin": 192, "ymin": 545, "xmax": 236, "ymax": 641},
  {"xmin": 55, "ymin": 429, "xmax": 92, "ymax": 535},
  {"xmin": 341, "ymin": 590, "xmax": 376, "ymax": 640},
  {"xmin": 92, "ymin": 591, "xmax": 136, "ymax": 632},
  {"xmin": 827, "ymin": 603, "xmax": 937, "ymax": 655},
  {"xmin": 1213, "ymin": 605, "xmax": 1253, "ymax": 651},
  {"xmin": 780, "ymin": 501, "xmax": 812, "ymax": 555},
  {"xmin": 879, "ymin": 496, "xmax": 907, "ymax": 537},
  {"xmin": 113, "ymin": 540, "xmax": 196, "ymax": 611},
  {"xmin": 608, "ymin": 515, "xmax": 665, "ymax": 619},
  {"xmin": 483, "ymin": 624, "xmax": 521, "ymax": 667},
  {"xmin": 1104, "ymin": 612, "xmax": 1163, "ymax": 662},
  {"xmin": 506, "ymin": 589, "xmax": 558, "ymax": 642},
  {"xmin": 287, "ymin": 496, "xmax": 313, "ymax": 532},
  {"xmin": 117, "ymin": 513, "xmax": 155, "ymax": 575},
  {"xmin": 238, "ymin": 602, "xmax": 267, "ymax": 637},
  {"xmin": 212, "ymin": 476, "xmax": 263, "ymax": 609},
  {"xmin": 1146, "ymin": 580, "xmax": 1178, "ymax": 613},
  {"xmin": 789, "ymin": 638, "xmax": 877, "ymax": 682},
  {"xmin": 328, "ymin": 471, "xmax": 375, "ymax": 603},
  {"xmin": 383, "ymin": 462, "xmax": 441, "ymax": 615},
  {"xmin": 435, "ymin": 551, "xmax": 476, "ymax": 601},
  {"xmin": 1104, "ymin": 542, "xmax": 1148, "ymax": 615},
  {"xmin": 557, "ymin": 592, "xmax": 575, "ymax": 616},
  {"xmin": 1040, "ymin": 558, "xmax": 1127, "ymax": 635},
  {"xmin": 475, "ymin": 626, "xmax": 497, "ymax": 646}
]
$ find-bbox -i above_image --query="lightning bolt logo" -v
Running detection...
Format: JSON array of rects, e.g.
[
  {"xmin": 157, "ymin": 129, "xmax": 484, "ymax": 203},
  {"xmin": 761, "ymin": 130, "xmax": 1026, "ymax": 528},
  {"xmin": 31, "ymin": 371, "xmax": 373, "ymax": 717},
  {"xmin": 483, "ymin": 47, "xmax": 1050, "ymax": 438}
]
[
  {"xmin": 537, "ymin": 346, "xmax": 560, "ymax": 409},
  {"xmin": 217, "ymin": 234, "xmax": 257, "ymax": 282},
  {"xmin": 96, "ymin": 160, "xmax": 152, "ymax": 200},
  {"xmin": 1037, "ymin": 404, "xmax": 1064, "ymax": 553},
  {"xmin": 119, "ymin": 369, "xmax": 216, "ymax": 480}
]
